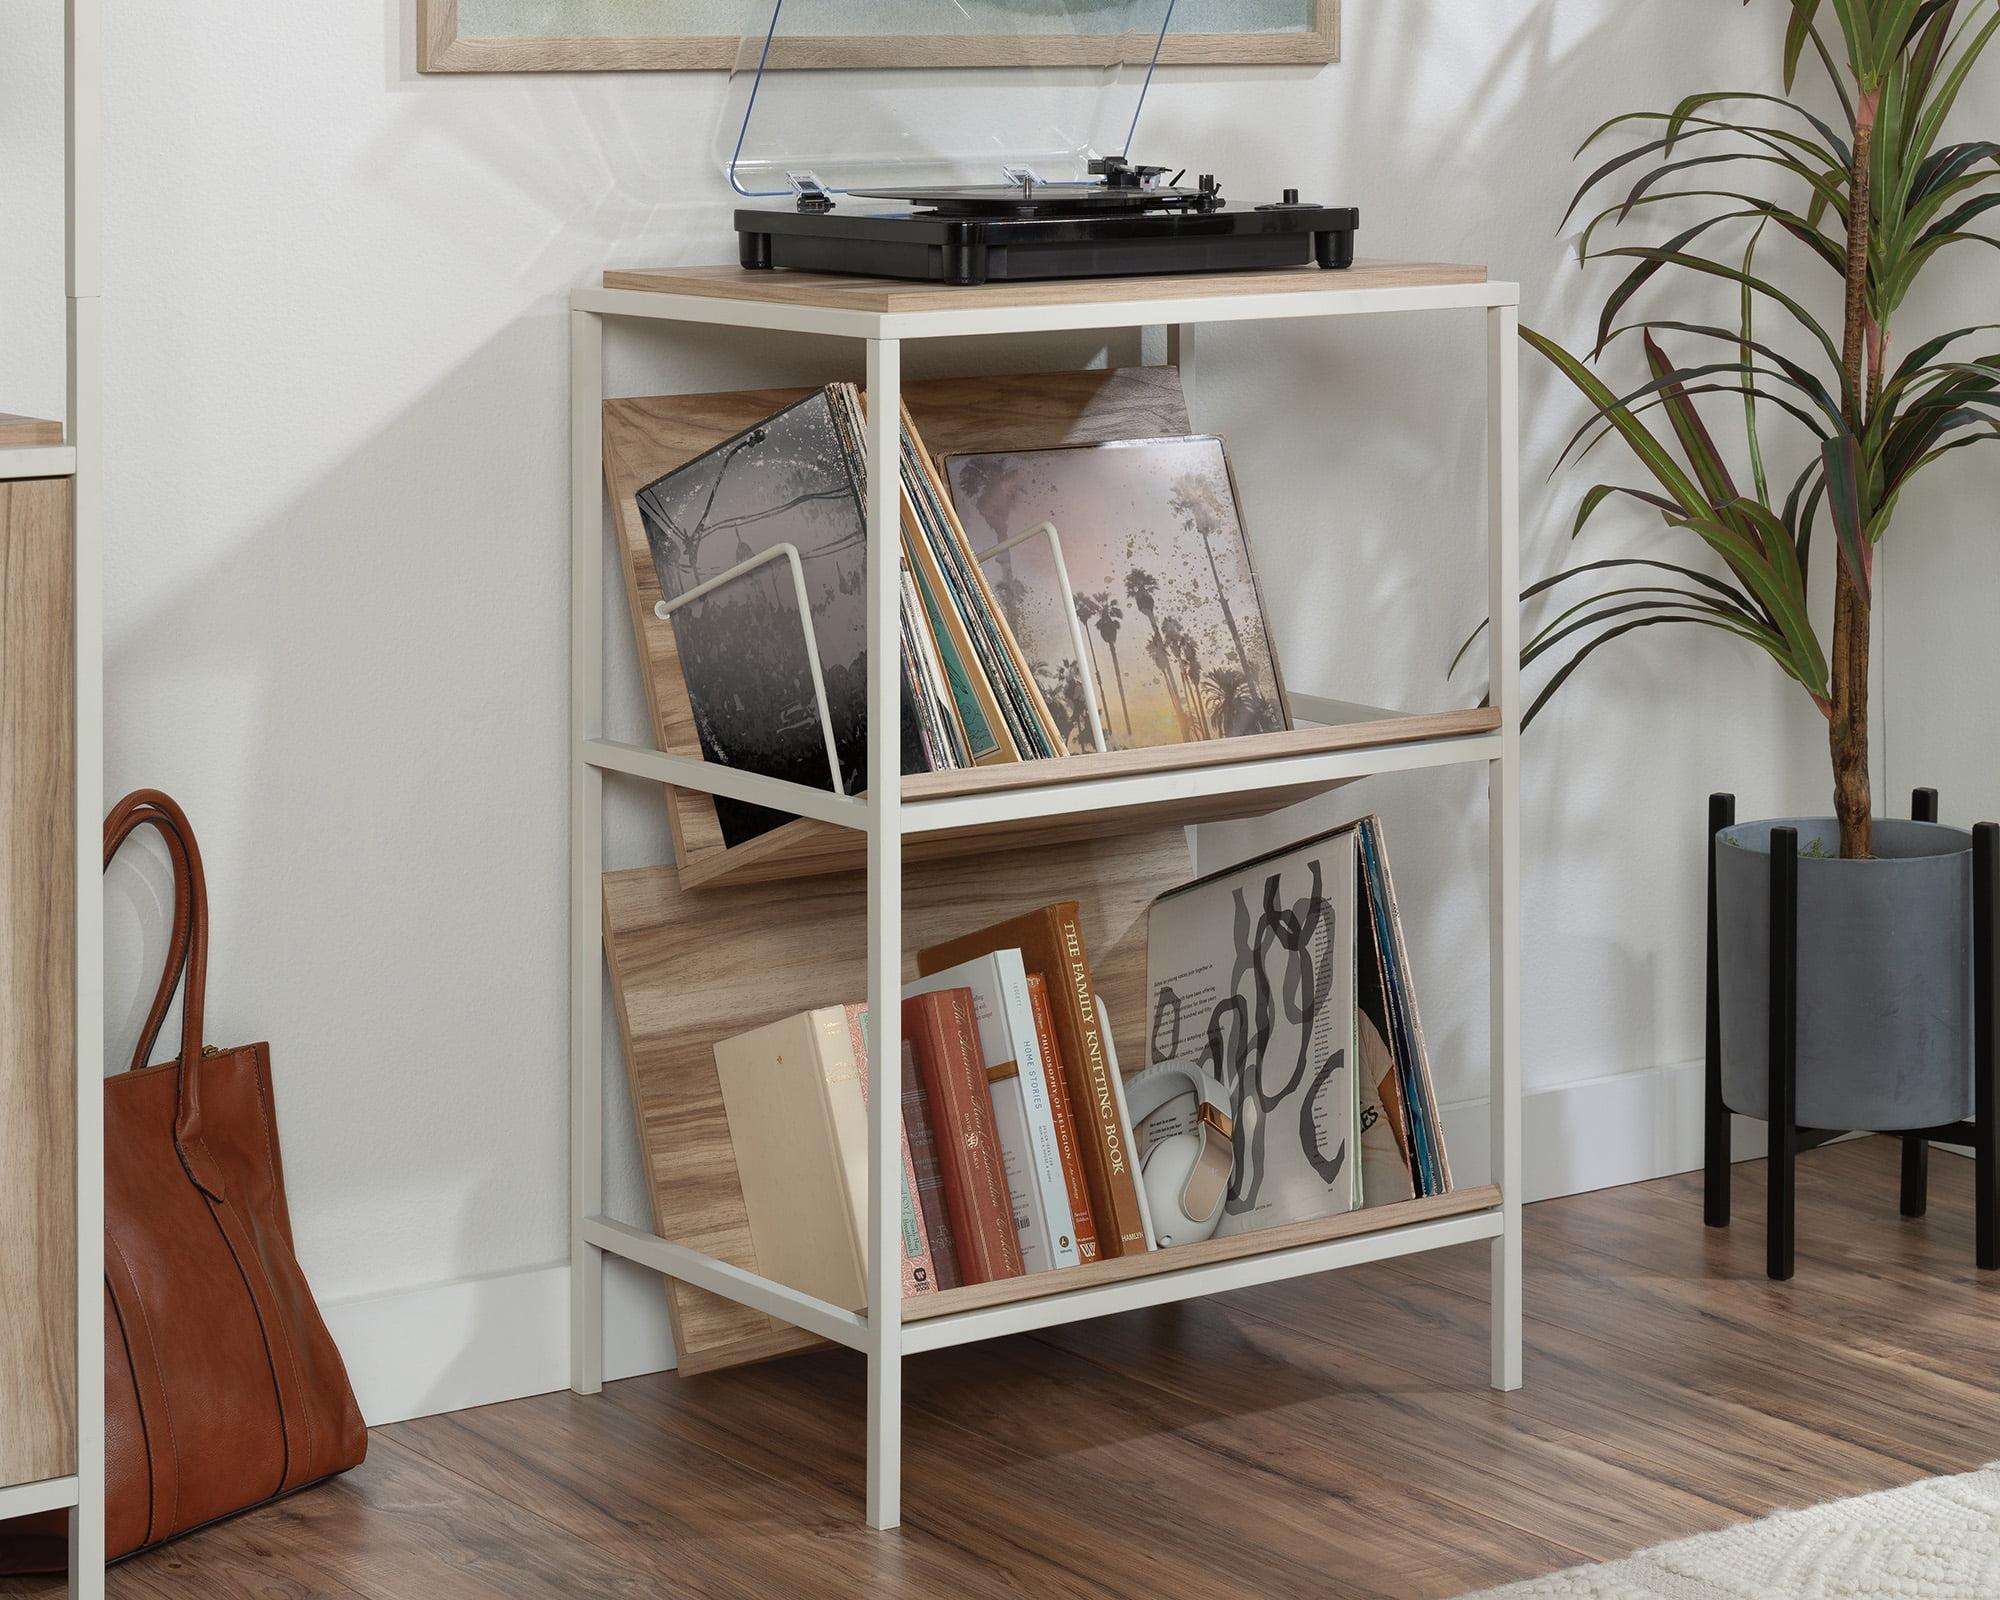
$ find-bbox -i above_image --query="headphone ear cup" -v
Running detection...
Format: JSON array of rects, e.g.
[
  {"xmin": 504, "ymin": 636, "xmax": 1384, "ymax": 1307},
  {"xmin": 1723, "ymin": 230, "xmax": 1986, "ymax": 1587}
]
[{"xmin": 1128, "ymin": 1062, "xmax": 1233, "ymax": 1247}]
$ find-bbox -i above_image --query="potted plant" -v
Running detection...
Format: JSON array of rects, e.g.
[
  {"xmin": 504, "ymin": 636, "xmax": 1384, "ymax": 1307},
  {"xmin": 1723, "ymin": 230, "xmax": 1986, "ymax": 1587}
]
[{"xmin": 1509, "ymin": 0, "xmax": 1999, "ymax": 1132}]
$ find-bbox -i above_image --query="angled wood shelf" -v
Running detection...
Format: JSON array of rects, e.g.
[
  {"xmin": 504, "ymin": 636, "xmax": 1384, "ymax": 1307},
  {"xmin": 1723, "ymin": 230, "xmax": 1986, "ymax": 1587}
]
[
  {"xmin": 648, "ymin": 702, "xmax": 1501, "ymax": 891},
  {"xmin": 900, "ymin": 1186, "xmax": 1503, "ymax": 1332}
]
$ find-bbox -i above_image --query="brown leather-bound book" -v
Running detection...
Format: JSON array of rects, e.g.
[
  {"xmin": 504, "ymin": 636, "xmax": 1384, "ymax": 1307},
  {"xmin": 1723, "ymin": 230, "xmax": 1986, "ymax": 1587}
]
[
  {"xmin": 900, "ymin": 1040, "xmax": 962, "ymax": 1290},
  {"xmin": 918, "ymin": 905, "xmax": 1149, "ymax": 1258},
  {"xmin": 902, "ymin": 990, "xmax": 1024, "ymax": 1286},
  {"xmin": 1025, "ymin": 974, "xmax": 1100, "ymax": 1264}
]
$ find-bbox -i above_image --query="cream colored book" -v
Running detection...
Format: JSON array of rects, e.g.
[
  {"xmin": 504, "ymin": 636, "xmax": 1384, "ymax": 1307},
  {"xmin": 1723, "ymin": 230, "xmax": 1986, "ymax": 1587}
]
[{"xmin": 713, "ymin": 1007, "xmax": 869, "ymax": 1312}]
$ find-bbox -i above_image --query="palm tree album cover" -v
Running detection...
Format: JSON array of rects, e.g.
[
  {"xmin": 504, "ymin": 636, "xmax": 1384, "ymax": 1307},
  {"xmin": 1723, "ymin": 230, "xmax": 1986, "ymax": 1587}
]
[{"xmin": 943, "ymin": 436, "xmax": 1291, "ymax": 754}]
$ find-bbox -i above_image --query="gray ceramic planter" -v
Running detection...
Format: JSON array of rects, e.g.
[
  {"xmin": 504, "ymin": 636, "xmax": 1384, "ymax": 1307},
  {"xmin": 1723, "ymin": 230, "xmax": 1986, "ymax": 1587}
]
[{"xmin": 1716, "ymin": 817, "xmax": 1976, "ymax": 1130}]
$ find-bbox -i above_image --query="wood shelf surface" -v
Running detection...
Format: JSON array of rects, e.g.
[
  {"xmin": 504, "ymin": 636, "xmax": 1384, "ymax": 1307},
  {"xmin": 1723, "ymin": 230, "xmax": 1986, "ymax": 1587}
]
[
  {"xmin": 601, "ymin": 259, "xmax": 1490, "ymax": 317},
  {"xmin": 902, "ymin": 1185, "xmax": 1502, "ymax": 1323},
  {"xmin": 0, "ymin": 414, "xmax": 63, "ymax": 449},
  {"xmin": 670, "ymin": 704, "xmax": 1498, "ymax": 890}
]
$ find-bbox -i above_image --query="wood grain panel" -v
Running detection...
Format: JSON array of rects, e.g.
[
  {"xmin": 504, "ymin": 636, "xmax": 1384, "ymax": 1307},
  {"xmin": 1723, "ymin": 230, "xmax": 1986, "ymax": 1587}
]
[
  {"xmin": 600, "ymin": 827, "xmax": 1191, "ymax": 1375},
  {"xmin": 0, "ymin": 477, "xmax": 76, "ymax": 1489},
  {"xmin": 0, "ymin": 416, "xmax": 63, "ymax": 450},
  {"xmin": 602, "ymin": 259, "xmax": 1488, "ymax": 315}
]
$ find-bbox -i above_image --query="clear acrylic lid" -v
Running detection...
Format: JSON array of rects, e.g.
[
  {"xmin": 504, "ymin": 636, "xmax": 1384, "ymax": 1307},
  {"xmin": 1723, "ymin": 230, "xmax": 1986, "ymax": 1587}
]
[{"xmin": 717, "ymin": 0, "xmax": 1174, "ymax": 199}]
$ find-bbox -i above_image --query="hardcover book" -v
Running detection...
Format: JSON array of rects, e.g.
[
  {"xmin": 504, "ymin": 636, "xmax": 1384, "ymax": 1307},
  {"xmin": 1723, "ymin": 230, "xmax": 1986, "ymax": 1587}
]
[
  {"xmin": 900, "ymin": 1040, "xmax": 962, "ymax": 1290},
  {"xmin": 919, "ymin": 904, "xmax": 1150, "ymax": 1258},
  {"xmin": 902, "ymin": 990, "xmax": 1024, "ymax": 1286},
  {"xmin": 942, "ymin": 436, "xmax": 1291, "ymax": 754},
  {"xmin": 906, "ymin": 954, "xmax": 1079, "ymax": 1273},
  {"xmin": 712, "ymin": 1008, "xmax": 874, "ymax": 1311},
  {"xmin": 1026, "ymin": 973, "xmax": 1100, "ymax": 1265}
]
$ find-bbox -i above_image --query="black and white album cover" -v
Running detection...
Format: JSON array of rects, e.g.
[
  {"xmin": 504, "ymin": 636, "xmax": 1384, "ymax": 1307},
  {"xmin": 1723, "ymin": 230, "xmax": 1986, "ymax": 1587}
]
[
  {"xmin": 635, "ymin": 388, "xmax": 909, "ymax": 848},
  {"xmin": 1144, "ymin": 827, "xmax": 1361, "ymax": 1235}
]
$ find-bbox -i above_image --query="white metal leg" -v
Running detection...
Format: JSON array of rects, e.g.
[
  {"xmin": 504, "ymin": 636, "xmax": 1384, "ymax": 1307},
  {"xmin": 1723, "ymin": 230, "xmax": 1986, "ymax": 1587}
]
[
  {"xmin": 1486, "ymin": 304, "xmax": 1524, "ymax": 1393},
  {"xmin": 863, "ymin": 338, "xmax": 905, "ymax": 1531},
  {"xmin": 569, "ymin": 308, "xmax": 606, "ymax": 1396}
]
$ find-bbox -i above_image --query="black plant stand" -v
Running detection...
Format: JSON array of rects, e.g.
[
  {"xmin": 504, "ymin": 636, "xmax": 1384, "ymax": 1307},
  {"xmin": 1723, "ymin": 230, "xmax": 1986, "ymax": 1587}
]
[{"xmin": 1703, "ymin": 789, "xmax": 1999, "ymax": 1280}]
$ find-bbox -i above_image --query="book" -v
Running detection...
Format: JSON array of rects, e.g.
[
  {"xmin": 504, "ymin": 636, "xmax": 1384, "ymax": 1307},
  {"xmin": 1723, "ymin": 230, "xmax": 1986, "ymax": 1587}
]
[
  {"xmin": 918, "ymin": 904, "xmax": 1150, "ymax": 1258},
  {"xmin": 942, "ymin": 435, "xmax": 1291, "ymax": 753},
  {"xmin": 1026, "ymin": 974, "xmax": 1100, "ymax": 1265},
  {"xmin": 901, "ymin": 1040, "xmax": 962, "ymax": 1291},
  {"xmin": 901, "ymin": 990, "xmax": 1024, "ymax": 1286},
  {"xmin": 1096, "ymin": 998, "xmax": 1157, "ymax": 1250},
  {"xmin": 843, "ymin": 1005, "xmax": 939, "ymax": 1297},
  {"xmin": 1145, "ymin": 829, "xmax": 1362, "ymax": 1236},
  {"xmin": 906, "ymin": 955, "xmax": 1079, "ymax": 1273},
  {"xmin": 711, "ymin": 1008, "xmax": 872, "ymax": 1310}
]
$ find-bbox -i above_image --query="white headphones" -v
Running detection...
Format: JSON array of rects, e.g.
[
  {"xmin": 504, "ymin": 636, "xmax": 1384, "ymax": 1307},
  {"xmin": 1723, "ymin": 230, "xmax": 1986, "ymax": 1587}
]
[{"xmin": 1124, "ymin": 1061, "xmax": 1235, "ymax": 1247}]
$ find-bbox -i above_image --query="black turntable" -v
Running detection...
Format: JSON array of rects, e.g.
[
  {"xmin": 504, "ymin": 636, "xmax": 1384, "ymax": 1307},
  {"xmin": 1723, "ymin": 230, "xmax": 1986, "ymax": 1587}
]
[
  {"xmin": 736, "ymin": 158, "xmax": 1359, "ymax": 287},
  {"xmin": 719, "ymin": 1, "xmax": 1358, "ymax": 288}
]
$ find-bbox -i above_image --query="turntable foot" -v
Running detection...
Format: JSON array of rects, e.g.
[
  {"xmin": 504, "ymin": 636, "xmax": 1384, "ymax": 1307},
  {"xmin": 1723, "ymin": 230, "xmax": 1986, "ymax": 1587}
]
[
  {"xmin": 740, "ymin": 232, "xmax": 774, "ymax": 271},
  {"xmin": 1315, "ymin": 230, "xmax": 1356, "ymax": 270}
]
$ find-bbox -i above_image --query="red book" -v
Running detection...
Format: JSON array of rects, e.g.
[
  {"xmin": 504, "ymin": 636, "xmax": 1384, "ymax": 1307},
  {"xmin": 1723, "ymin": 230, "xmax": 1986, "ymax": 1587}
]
[
  {"xmin": 900, "ymin": 1040, "xmax": 962, "ymax": 1291},
  {"xmin": 1026, "ymin": 974, "xmax": 1101, "ymax": 1264},
  {"xmin": 903, "ymin": 990, "xmax": 1024, "ymax": 1286}
]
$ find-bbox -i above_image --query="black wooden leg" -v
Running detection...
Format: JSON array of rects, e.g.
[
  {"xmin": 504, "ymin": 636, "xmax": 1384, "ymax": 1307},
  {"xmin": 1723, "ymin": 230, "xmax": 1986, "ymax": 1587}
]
[
  {"xmin": 1768, "ymin": 825, "xmax": 1799, "ymax": 1281},
  {"xmin": 1901, "ymin": 791, "xmax": 1941, "ymax": 1222},
  {"xmin": 1975, "ymin": 822, "xmax": 1997, "ymax": 1272},
  {"xmin": 1900, "ymin": 1136, "xmax": 1929, "ymax": 1218},
  {"xmin": 1705, "ymin": 793, "xmax": 1736, "ymax": 1228}
]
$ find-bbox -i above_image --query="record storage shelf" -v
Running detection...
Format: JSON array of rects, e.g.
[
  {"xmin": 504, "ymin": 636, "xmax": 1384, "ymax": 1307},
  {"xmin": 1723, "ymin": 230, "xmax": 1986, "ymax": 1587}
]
[{"xmin": 569, "ymin": 260, "xmax": 1523, "ymax": 1533}]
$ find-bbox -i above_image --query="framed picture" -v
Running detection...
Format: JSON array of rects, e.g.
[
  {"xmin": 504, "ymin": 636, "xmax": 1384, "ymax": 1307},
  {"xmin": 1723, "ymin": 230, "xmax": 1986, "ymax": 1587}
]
[{"xmin": 418, "ymin": 1, "xmax": 1338, "ymax": 74}]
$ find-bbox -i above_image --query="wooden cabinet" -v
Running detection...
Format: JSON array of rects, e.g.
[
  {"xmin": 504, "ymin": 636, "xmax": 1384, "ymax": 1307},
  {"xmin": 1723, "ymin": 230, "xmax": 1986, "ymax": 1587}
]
[{"xmin": 0, "ymin": 475, "xmax": 77, "ymax": 1490}]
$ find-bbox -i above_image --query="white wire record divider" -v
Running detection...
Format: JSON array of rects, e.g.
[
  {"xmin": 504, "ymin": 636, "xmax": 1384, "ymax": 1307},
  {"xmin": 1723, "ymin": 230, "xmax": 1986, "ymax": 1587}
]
[{"xmin": 569, "ymin": 261, "xmax": 1523, "ymax": 1532}]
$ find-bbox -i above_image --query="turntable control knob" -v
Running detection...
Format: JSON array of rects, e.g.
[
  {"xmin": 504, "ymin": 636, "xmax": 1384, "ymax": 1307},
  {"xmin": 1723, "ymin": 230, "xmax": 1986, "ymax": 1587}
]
[{"xmin": 1283, "ymin": 188, "xmax": 1299, "ymax": 206}]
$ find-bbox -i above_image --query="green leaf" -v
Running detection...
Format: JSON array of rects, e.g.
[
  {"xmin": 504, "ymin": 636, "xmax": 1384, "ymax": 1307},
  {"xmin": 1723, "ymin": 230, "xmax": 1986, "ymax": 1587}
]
[
  {"xmin": 1644, "ymin": 333, "xmax": 1743, "ymax": 518},
  {"xmin": 1740, "ymin": 225, "xmax": 1772, "ymax": 505},
  {"xmin": 1521, "ymin": 325, "xmax": 1709, "ymax": 514},
  {"xmin": 1591, "ymin": 244, "xmax": 1845, "ymax": 371},
  {"xmin": 1524, "ymin": 612, "xmax": 1806, "ymax": 729}
]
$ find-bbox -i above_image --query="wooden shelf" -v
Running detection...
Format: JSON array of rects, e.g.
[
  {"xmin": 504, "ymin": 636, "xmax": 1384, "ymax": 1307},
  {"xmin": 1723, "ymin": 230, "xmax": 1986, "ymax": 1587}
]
[
  {"xmin": 601, "ymin": 259, "xmax": 1489, "ymax": 318},
  {"xmin": 668, "ymin": 702, "xmax": 1500, "ymax": 891},
  {"xmin": 0, "ymin": 414, "xmax": 63, "ymax": 449},
  {"xmin": 903, "ymin": 1185, "xmax": 1502, "ymax": 1325}
]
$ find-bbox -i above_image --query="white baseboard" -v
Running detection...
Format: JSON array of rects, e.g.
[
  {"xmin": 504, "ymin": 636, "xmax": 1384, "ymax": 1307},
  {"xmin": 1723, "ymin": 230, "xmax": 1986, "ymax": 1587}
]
[
  {"xmin": 326, "ymin": 1058, "xmax": 1932, "ymax": 1428},
  {"xmin": 1440, "ymin": 1054, "xmax": 1775, "ymax": 1202},
  {"xmin": 324, "ymin": 1252, "xmax": 677, "ymax": 1427}
]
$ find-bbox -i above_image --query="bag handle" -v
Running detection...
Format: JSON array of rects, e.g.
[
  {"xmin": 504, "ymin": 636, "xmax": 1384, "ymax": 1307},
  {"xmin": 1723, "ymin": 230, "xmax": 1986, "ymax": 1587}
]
[{"xmin": 104, "ymin": 789, "xmax": 224, "ymax": 1198}]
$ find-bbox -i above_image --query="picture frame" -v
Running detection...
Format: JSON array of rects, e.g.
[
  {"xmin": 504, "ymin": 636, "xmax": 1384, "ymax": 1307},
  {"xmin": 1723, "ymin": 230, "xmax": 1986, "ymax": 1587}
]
[{"xmin": 417, "ymin": 0, "xmax": 1337, "ymax": 74}]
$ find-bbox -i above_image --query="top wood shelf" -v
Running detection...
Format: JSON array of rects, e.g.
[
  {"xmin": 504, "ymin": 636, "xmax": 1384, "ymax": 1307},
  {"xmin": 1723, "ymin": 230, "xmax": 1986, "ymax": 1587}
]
[
  {"xmin": 0, "ymin": 416, "xmax": 75, "ymax": 482},
  {"xmin": 584, "ymin": 260, "xmax": 1515, "ymax": 337}
]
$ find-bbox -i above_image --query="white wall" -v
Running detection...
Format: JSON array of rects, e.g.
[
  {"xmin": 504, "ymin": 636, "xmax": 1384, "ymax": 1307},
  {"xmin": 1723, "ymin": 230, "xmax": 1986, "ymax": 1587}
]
[{"xmin": 4, "ymin": 2, "xmax": 1991, "ymax": 1422}]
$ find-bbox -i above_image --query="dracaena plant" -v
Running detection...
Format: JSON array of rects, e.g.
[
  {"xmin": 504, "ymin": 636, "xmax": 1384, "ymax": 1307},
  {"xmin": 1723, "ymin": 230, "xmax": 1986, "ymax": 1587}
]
[{"xmin": 1502, "ymin": 0, "xmax": 2000, "ymax": 859}]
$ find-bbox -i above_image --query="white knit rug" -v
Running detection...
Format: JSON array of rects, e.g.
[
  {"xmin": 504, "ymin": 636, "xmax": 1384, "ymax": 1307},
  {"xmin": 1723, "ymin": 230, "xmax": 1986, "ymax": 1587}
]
[{"xmin": 1457, "ymin": 1466, "xmax": 2000, "ymax": 1598}]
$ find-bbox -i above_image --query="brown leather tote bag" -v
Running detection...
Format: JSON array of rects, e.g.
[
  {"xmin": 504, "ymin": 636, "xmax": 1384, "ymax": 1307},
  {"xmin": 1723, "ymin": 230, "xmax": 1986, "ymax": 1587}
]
[{"xmin": 3, "ymin": 791, "xmax": 366, "ymax": 1568}]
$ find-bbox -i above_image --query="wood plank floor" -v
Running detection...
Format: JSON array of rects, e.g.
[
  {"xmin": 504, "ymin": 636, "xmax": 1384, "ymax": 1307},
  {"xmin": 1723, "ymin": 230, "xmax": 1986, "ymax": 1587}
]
[{"xmin": 11, "ymin": 1137, "xmax": 1995, "ymax": 1599}]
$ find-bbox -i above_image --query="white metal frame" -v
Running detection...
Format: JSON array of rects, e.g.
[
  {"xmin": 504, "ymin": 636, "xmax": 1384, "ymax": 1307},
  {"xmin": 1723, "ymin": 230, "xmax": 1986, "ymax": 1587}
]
[
  {"xmin": 569, "ymin": 273, "xmax": 1523, "ymax": 1532},
  {"xmin": 0, "ymin": 1, "xmax": 113, "ymax": 1594},
  {"xmin": 975, "ymin": 519, "xmax": 1109, "ymax": 754}
]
